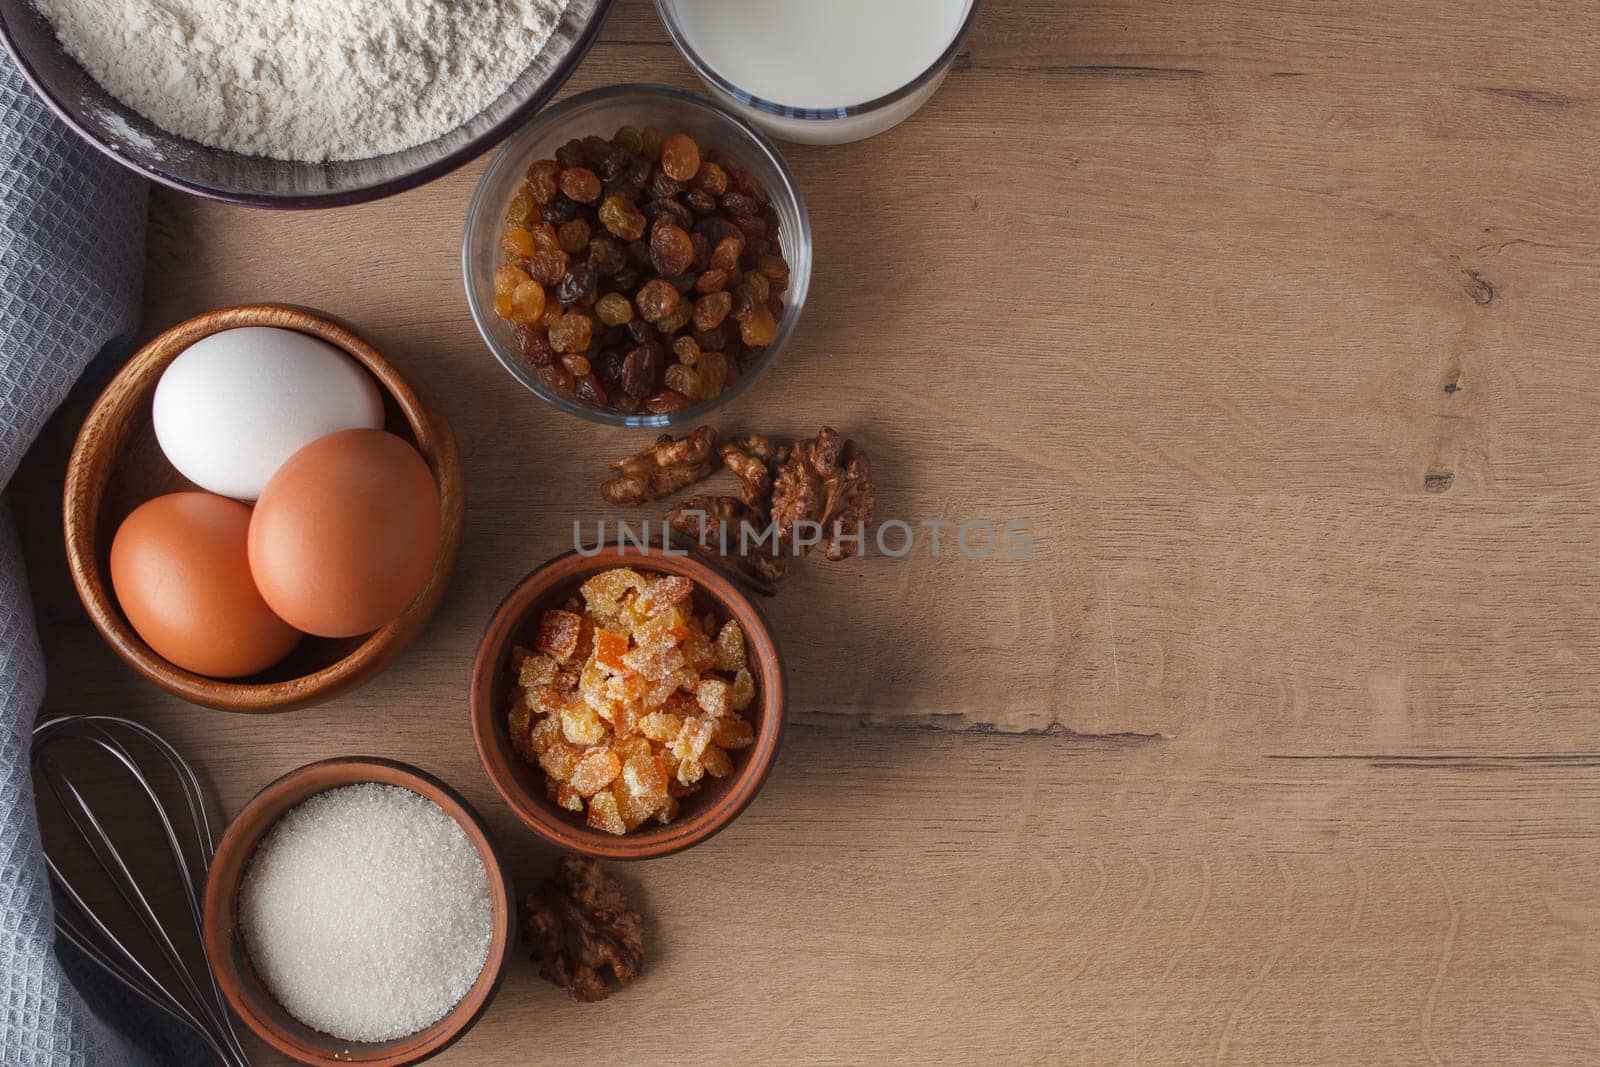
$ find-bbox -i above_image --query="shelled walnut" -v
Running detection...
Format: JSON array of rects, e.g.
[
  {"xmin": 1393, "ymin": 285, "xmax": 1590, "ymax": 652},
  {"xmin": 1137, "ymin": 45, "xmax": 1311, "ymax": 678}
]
[
  {"xmin": 523, "ymin": 855, "xmax": 645, "ymax": 1003},
  {"xmin": 598, "ymin": 425, "xmax": 874, "ymax": 586},
  {"xmin": 771, "ymin": 427, "xmax": 874, "ymax": 561},
  {"xmin": 600, "ymin": 425, "xmax": 716, "ymax": 504},
  {"xmin": 666, "ymin": 494, "xmax": 787, "ymax": 584}
]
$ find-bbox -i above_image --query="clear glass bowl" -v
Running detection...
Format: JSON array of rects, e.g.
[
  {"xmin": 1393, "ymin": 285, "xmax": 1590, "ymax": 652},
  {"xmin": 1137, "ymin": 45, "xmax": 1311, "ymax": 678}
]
[
  {"xmin": 653, "ymin": 0, "xmax": 985, "ymax": 146},
  {"xmin": 462, "ymin": 84, "xmax": 812, "ymax": 428}
]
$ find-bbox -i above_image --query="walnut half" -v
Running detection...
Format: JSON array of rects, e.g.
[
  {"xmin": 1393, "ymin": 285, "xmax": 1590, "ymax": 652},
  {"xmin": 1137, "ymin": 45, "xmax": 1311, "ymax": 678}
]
[
  {"xmin": 770, "ymin": 427, "xmax": 874, "ymax": 561},
  {"xmin": 523, "ymin": 855, "xmax": 645, "ymax": 1002},
  {"xmin": 600, "ymin": 425, "xmax": 717, "ymax": 505}
]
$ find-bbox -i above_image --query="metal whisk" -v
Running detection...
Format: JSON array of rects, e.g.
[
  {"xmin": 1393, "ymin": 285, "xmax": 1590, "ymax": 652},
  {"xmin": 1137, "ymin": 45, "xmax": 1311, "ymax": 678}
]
[{"xmin": 31, "ymin": 715, "xmax": 250, "ymax": 1067}]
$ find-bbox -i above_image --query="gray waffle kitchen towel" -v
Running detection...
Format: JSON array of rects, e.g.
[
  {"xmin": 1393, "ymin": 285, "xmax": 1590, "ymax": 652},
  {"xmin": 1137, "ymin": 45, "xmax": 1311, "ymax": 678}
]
[{"xmin": 0, "ymin": 52, "xmax": 149, "ymax": 1065}]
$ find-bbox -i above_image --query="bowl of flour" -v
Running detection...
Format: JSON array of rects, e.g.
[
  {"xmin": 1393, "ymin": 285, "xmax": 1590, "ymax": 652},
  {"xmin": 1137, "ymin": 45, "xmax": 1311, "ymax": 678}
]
[{"xmin": 0, "ymin": 0, "xmax": 613, "ymax": 206}]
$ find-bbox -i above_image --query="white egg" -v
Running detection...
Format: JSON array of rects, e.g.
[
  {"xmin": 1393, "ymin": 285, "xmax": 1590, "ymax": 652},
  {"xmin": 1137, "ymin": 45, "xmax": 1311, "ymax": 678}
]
[{"xmin": 153, "ymin": 327, "xmax": 385, "ymax": 500}]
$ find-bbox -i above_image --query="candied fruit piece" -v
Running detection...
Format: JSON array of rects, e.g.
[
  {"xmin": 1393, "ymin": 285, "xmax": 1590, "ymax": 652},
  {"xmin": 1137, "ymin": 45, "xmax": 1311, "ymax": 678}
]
[
  {"xmin": 580, "ymin": 568, "xmax": 648, "ymax": 622},
  {"xmin": 529, "ymin": 714, "xmax": 562, "ymax": 754},
  {"xmin": 676, "ymin": 758, "xmax": 705, "ymax": 787},
  {"xmin": 537, "ymin": 609, "xmax": 583, "ymax": 661},
  {"xmin": 561, "ymin": 703, "xmax": 606, "ymax": 747},
  {"xmin": 614, "ymin": 779, "xmax": 665, "ymax": 830},
  {"xmin": 681, "ymin": 626, "xmax": 714, "ymax": 673},
  {"xmin": 637, "ymin": 574, "xmax": 694, "ymax": 617},
  {"xmin": 696, "ymin": 677, "xmax": 731, "ymax": 718},
  {"xmin": 587, "ymin": 790, "xmax": 626, "ymax": 836},
  {"xmin": 702, "ymin": 744, "xmax": 732, "ymax": 778},
  {"xmin": 712, "ymin": 716, "xmax": 755, "ymax": 750},
  {"xmin": 655, "ymin": 797, "xmax": 681, "ymax": 824},
  {"xmin": 527, "ymin": 683, "xmax": 566, "ymax": 715},
  {"xmin": 730, "ymin": 668, "xmax": 755, "ymax": 712},
  {"xmin": 713, "ymin": 620, "xmax": 747, "ymax": 672},
  {"xmin": 634, "ymin": 606, "xmax": 689, "ymax": 648},
  {"xmin": 593, "ymin": 628, "xmax": 630, "ymax": 673},
  {"xmin": 671, "ymin": 716, "xmax": 715, "ymax": 763},
  {"xmin": 508, "ymin": 700, "xmax": 536, "ymax": 762},
  {"xmin": 621, "ymin": 752, "xmax": 669, "ymax": 798},
  {"xmin": 570, "ymin": 746, "xmax": 622, "ymax": 797},
  {"xmin": 517, "ymin": 652, "xmax": 561, "ymax": 689},
  {"xmin": 622, "ymin": 643, "xmax": 686, "ymax": 681},
  {"xmin": 539, "ymin": 741, "xmax": 580, "ymax": 782},
  {"xmin": 555, "ymin": 783, "xmax": 585, "ymax": 813},
  {"xmin": 615, "ymin": 735, "xmax": 653, "ymax": 762},
  {"xmin": 639, "ymin": 712, "xmax": 683, "ymax": 743}
]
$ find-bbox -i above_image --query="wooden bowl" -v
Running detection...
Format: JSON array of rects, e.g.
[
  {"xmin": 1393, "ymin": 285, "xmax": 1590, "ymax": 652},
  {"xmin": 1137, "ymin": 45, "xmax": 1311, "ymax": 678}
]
[
  {"xmin": 203, "ymin": 758, "xmax": 514, "ymax": 1066},
  {"xmin": 470, "ymin": 545, "xmax": 786, "ymax": 860},
  {"xmin": 63, "ymin": 304, "xmax": 464, "ymax": 711}
]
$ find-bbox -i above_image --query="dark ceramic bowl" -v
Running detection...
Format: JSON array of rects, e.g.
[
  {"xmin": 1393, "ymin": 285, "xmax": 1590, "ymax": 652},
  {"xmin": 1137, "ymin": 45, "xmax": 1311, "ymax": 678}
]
[
  {"xmin": 0, "ymin": 0, "xmax": 612, "ymax": 207},
  {"xmin": 470, "ymin": 545, "xmax": 786, "ymax": 859},
  {"xmin": 203, "ymin": 758, "xmax": 515, "ymax": 1066}
]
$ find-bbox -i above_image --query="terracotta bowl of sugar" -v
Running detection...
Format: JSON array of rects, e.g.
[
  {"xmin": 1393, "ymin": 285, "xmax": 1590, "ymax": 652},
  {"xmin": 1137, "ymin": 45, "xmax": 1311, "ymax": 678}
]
[{"xmin": 203, "ymin": 758, "xmax": 514, "ymax": 1066}]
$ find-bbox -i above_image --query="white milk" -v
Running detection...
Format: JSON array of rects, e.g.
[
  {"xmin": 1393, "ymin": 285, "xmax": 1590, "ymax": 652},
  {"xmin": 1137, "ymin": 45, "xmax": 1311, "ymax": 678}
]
[{"xmin": 664, "ymin": 0, "xmax": 974, "ymax": 143}]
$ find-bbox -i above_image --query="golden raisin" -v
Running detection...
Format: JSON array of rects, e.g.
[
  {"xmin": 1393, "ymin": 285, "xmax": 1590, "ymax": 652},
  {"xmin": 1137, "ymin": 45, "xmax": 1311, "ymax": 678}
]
[
  {"xmin": 694, "ymin": 268, "xmax": 728, "ymax": 294},
  {"xmin": 598, "ymin": 195, "xmax": 646, "ymax": 241},
  {"xmin": 548, "ymin": 311, "xmax": 594, "ymax": 353},
  {"xmin": 560, "ymin": 167, "xmax": 602, "ymax": 204},
  {"xmin": 635, "ymin": 279, "xmax": 681, "ymax": 323},
  {"xmin": 709, "ymin": 235, "xmax": 743, "ymax": 272},
  {"xmin": 595, "ymin": 292, "xmax": 634, "ymax": 326},
  {"xmin": 509, "ymin": 280, "xmax": 547, "ymax": 325},
  {"xmin": 739, "ymin": 306, "xmax": 778, "ymax": 347},
  {"xmin": 505, "ymin": 187, "xmax": 535, "ymax": 225},
  {"xmin": 693, "ymin": 291, "xmax": 732, "ymax": 332},
  {"xmin": 649, "ymin": 224, "xmax": 695, "ymax": 276},
  {"xmin": 561, "ymin": 353, "xmax": 592, "ymax": 377},
  {"xmin": 559, "ymin": 219, "xmax": 591, "ymax": 255},
  {"xmin": 664, "ymin": 363, "xmax": 701, "ymax": 400},
  {"xmin": 530, "ymin": 221, "xmax": 561, "ymax": 252},
  {"xmin": 671, "ymin": 335, "xmax": 700, "ymax": 366},
  {"xmin": 494, "ymin": 263, "xmax": 531, "ymax": 296},
  {"xmin": 525, "ymin": 160, "xmax": 560, "ymax": 203},
  {"xmin": 529, "ymin": 248, "xmax": 570, "ymax": 287},
  {"xmin": 500, "ymin": 226, "xmax": 537, "ymax": 260},
  {"xmin": 644, "ymin": 389, "xmax": 693, "ymax": 414},
  {"xmin": 692, "ymin": 161, "xmax": 728, "ymax": 197},
  {"xmin": 660, "ymin": 133, "xmax": 701, "ymax": 181}
]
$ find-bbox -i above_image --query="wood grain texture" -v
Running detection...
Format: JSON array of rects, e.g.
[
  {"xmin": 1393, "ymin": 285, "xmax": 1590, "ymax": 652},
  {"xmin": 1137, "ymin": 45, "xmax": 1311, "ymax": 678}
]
[{"xmin": 9, "ymin": 0, "xmax": 1600, "ymax": 1062}]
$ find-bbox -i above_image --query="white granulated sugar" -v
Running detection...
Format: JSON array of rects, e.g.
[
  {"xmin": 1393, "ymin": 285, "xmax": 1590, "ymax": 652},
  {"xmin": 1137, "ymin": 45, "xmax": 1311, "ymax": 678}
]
[
  {"xmin": 34, "ymin": 0, "xmax": 569, "ymax": 162},
  {"xmin": 238, "ymin": 783, "xmax": 494, "ymax": 1043}
]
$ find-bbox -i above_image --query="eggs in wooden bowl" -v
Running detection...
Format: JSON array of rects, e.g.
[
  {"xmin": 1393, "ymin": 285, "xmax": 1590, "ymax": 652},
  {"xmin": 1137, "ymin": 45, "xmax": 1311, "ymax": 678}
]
[{"xmin": 64, "ymin": 304, "xmax": 464, "ymax": 712}]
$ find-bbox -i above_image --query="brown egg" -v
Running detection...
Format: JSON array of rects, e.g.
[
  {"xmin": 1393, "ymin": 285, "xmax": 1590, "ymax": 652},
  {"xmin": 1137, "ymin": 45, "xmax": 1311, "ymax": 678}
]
[
  {"xmin": 248, "ymin": 429, "xmax": 441, "ymax": 638},
  {"xmin": 110, "ymin": 493, "xmax": 301, "ymax": 678}
]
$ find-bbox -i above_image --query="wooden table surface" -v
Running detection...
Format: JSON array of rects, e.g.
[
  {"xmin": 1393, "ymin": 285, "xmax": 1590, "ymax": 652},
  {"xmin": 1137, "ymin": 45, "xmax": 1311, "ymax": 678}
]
[{"xmin": 14, "ymin": 0, "xmax": 1600, "ymax": 1062}]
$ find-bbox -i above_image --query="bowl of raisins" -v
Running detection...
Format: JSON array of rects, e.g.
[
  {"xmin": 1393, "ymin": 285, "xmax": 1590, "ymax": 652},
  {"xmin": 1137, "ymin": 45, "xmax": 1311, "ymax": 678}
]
[{"xmin": 462, "ymin": 84, "xmax": 811, "ymax": 426}]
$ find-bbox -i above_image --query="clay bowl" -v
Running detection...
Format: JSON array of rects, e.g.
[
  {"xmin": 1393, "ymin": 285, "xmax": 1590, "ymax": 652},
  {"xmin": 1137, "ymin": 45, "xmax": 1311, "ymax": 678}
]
[
  {"xmin": 203, "ymin": 757, "xmax": 514, "ymax": 1066},
  {"xmin": 471, "ymin": 545, "xmax": 786, "ymax": 859},
  {"xmin": 63, "ymin": 304, "xmax": 464, "ymax": 712}
]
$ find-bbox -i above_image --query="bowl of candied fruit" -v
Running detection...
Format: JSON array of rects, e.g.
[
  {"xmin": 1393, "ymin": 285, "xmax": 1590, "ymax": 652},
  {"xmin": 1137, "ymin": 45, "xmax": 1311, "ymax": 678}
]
[
  {"xmin": 462, "ymin": 83, "xmax": 811, "ymax": 426},
  {"xmin": 470, "ymin": 545, "xmax": 786, "ymax": 858}
]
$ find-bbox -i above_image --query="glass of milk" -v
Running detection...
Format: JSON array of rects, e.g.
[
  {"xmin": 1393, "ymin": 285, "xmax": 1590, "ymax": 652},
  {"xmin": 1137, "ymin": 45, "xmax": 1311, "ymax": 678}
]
[{"xmin": 655, "ymin": 0, "xmax": 982, "ymax": 145}]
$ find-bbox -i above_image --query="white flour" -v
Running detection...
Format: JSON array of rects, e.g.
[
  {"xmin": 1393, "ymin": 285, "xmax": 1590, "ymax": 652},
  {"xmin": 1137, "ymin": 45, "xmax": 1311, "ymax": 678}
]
[{"xmin": 35, "ymin": 0, "xmax": 569, "ymax": 162}]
